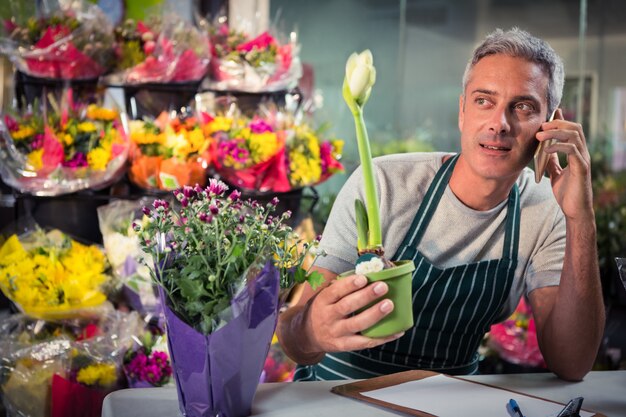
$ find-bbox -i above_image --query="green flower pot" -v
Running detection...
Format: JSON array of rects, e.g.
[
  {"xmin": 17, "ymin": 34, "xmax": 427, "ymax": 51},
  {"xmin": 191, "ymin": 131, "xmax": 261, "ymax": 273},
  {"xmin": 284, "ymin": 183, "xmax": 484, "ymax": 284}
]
[{"xmin": 341, "ymin": 260, "xmax": 415, "ymax": 338}]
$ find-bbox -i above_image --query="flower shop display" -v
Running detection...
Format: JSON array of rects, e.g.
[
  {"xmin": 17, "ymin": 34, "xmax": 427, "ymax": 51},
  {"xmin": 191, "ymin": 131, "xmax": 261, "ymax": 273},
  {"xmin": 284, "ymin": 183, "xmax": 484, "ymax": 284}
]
[
  {"xmin": 211, "ymin": 110, "xmax": 344, "ymax": 193},
  {"xmin": 342, "ymin": 50, "xmax": 415, "ymax": 337},
  {"xmin": 107, "ymin": 15, "xmax": 210, "ymax": 84},
  {"xmin": 260, "ymin": 334, "xmax": 296, "ymax": 383},
  {"xmin": 0, "ymin": 308, "xmax": 144, "ymax": 417},
  {"xmin": 123, "ymin": 328, "xmax": 172, "ymax": 388},
  {"xmin": 1, "ymin": 3, "xmax": 115, "ymax": 80},
  {"xmin": 0, "ymin": 92, "xmax": 129, "ymax": 196},
  {"xmin": 487, "ymin": 297, "xmax": 546, "ymax": 369},
  {"xmin": 97, "ymin": 199, "xmax": 161, "ymax": 318},
  {"xmin": 0, "ymin": 228, "xmax": 113, "ymax": 320},
  {"xmin": 202, "ymin": 20, "xmax": 302, "ymax": 92},
  {"xmin": 128, "ymin": 110, "xmax": 215, "ymax": 191},
  {"xmin": 134, "ymin": 180, "xmax": 324, "ymax": 417}
]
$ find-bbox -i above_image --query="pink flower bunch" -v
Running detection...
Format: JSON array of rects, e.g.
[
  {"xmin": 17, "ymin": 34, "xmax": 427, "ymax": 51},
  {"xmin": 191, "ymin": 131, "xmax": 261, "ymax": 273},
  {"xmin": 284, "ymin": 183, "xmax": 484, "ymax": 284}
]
[
  {"xmin": 124, "ymin": 348, "xmax": 172, "ymax": 387},
  {"xmin": 487, "ymin": 298, "xmax": 546, "ymax": 368}
]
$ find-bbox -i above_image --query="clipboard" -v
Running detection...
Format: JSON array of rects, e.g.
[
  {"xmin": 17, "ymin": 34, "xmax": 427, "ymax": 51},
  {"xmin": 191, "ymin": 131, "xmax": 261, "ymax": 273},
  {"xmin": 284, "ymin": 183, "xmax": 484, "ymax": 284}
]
[{"xmin": 331, "ymin": 370, "xmax": 605, "ymax": 417}]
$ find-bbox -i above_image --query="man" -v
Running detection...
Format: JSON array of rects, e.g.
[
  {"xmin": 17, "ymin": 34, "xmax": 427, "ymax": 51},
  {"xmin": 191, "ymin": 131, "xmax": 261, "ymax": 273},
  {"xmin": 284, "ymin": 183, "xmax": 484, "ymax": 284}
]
[{"xmin": 277, "ymin": 28, "xmax": 604, "ymax": 381}]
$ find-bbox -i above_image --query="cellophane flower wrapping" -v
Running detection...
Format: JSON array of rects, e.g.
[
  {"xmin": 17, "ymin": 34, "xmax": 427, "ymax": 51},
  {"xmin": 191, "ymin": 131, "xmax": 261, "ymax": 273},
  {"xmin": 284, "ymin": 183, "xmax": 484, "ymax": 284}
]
[
  {"xmin": 105, "ymin": 14, "xmax": 210, "ymax": 85},
  {"xmin": 0, "ymin": 2, "xmax": 115, "ymax": 79},
  {"xmin": 122, "ymin": 327, "xmax": 172, "ymax": 389},
  {"xmin": 0, "ymin": 90, "xmax": 129, "ymax": 196},
  {"xmin": 0, "ymin": 307, "xmax": 144, "ymax": 417},
  {"xmin": 211, "ymin": 104, "xmax": 344, "ymax": 193},
  {"xmin": 0, "ymin": 227, "xmax": 114, "ymax": 321},
  {"xmin": 127, "ymin": 110, "xmax": 215, "ymax": 191},
  {"xmin": 487, "ymin": 297, "xmax": 546, "ymax": 368},
  {"xmin": 161, "ymin": 260, "xmax": 279, "ymax": 417},
  {"xmin": 97, "ymin": 199, "xmax": 162, "ymax": 319},
  {"xmin": 201, "ymin": 18, "xmax": 302, "ymax": 92}
]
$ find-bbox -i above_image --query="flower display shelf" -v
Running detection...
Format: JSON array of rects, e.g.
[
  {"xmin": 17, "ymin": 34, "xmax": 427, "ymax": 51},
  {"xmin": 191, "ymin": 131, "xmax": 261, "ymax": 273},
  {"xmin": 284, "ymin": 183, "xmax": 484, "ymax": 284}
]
[
  {"xmin": 198, "ymin": 86, "xmax": 303, "ymax": 117},
  {"xmin": 103, "ymin": 80, "xmax": 203, "ymax": 119},
  {"xmin": 14, "ymin": 71, "xmax": 101, "ymax": 109}
]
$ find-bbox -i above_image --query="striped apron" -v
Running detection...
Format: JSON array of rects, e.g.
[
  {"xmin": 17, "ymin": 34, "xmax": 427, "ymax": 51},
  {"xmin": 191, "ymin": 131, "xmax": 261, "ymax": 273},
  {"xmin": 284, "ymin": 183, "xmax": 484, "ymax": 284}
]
[{"xmin": 294, "ymin": 154, "xmax": 520, "ymax": 381}]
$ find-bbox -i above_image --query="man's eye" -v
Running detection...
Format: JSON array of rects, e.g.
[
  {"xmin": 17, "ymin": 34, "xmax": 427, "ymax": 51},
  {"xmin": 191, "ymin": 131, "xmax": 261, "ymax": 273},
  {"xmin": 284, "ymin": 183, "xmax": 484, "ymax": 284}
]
[
  {"xmin": 475, "ymin": 98, "xmax": 488, "ymax": 106},
  {"xmin": 515, "ymin": 103, "xmax": 534, "ymax": 111}
]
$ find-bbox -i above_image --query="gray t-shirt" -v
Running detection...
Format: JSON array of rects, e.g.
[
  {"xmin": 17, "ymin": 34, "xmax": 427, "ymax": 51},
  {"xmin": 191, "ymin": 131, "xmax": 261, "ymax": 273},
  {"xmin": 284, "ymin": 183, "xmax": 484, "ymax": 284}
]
[{"xmin": 315, "ymin": 152, "xmax": 566, "ymax": 321}]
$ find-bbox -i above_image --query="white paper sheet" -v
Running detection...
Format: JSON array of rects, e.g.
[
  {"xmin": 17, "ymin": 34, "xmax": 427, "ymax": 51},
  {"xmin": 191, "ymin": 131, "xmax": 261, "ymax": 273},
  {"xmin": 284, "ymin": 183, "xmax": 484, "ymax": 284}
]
[{"xmin": 362, "ymin": 374, "xmax": 594, "ymax": 417}]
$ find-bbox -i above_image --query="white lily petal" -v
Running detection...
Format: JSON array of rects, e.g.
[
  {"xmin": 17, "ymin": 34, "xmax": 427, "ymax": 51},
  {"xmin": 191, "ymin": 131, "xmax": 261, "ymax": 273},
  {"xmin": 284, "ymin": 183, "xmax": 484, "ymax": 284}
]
[
  {"xmin": 345, "ymin": 53, "xmax": 358, "ymax": 80},
  {"xmin": 360, "ymin": 49, "xmax": 373, "ymax": 66},
  {"xmin": 349, "ymin": 64, "xmax": 370, "ymax": 100}
]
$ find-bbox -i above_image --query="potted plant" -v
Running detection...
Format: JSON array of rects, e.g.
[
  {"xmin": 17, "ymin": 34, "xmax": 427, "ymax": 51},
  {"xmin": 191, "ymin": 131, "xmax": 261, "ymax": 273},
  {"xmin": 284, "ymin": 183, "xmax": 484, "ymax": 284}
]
[
  {"xmin": 342, "ymin": 50, "xmax": 415, "ymax": 338},
  {"xmin": 135, "ymin": 180, "xmax": 323, "ymax": 417}
]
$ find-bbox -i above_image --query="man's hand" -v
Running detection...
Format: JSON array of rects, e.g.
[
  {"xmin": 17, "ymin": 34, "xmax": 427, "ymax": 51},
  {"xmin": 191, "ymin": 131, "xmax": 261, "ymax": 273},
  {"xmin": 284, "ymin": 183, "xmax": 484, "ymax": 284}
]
[
  {"xmin": 306, "ymin": 274, "xmax": 405, "ymax": 353},
  {"xmin": 536, "ymin": 108, "xmax": 594, "ymax": 221},
  {"xmin": 277, "ymin": 267, "xmax": 404, "ymax": 365},
  {"xmin": 531, "ymin": 108, "xmax": 604, "ymax": 381}
]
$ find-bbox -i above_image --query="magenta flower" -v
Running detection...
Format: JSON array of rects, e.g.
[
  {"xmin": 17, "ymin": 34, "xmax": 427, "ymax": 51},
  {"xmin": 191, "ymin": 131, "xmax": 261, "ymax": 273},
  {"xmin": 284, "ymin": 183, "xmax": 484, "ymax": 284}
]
[
  {"xmin": 207, "ymin": 178, "xmax": 228, "ymax": 196},
  {"xmin": 249, "ymin": 118, "xmax": 273, "ymax": 134},
  {"xmin": 62, "ymin": 152, "xmax": 88, "ymax": 168},
  {"xmin": 4, "ymin": 115, "xmax": 18, "ymax": 131},
  {"xmin": 217, "ymin": 139, "xmax": 250, "ymax": 166}
]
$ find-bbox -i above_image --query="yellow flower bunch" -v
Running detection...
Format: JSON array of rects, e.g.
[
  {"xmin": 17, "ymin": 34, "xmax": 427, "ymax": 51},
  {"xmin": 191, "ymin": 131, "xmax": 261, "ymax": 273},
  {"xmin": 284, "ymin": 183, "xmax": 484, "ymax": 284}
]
[
  {"xmin": 76, "ymin": 363, "xmax": 118, "ymax": 387},
  {"xmin": 0, "ymin": 230, "xmax": 109, "ymax": 319},
  {"xmin": 129, "ymin": 113, "xmax": 212, "ymax": 160},
  {"xmin": 86, "ymin": 104, "xmax": 118, "ymax": 121}
]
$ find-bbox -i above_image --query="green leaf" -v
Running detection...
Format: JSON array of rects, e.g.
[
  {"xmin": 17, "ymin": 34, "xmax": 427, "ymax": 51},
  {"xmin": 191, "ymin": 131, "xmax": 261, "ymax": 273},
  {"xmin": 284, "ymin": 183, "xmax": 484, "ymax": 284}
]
[
  {"xmin": 178, "ymin": 276, "xmax": 204, "ymax": 300},
  {"xmin": 293, "ymin": 267, "xmax": 307, "ymax": 285},
  {"xmin": 355, "ymin": 199, "xmax": 369, "ymax": 252},
  {"xmin": 307, "ymin": 271, "xmax": 325, "ymax": 291}
]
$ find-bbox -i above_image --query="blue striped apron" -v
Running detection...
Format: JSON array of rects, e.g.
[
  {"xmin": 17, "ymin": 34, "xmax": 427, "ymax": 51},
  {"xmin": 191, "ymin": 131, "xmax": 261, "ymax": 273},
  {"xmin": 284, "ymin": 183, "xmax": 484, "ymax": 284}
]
[{"xmin": 294, "ymin": 154, "xmax": 520, "ymax": 380}]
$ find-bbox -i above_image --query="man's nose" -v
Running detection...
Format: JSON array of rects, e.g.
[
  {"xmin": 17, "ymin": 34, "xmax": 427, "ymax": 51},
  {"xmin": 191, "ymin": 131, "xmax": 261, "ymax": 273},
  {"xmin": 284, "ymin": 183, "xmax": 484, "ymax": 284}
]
[{"xmin": 488, "ymin": 107, "xmax": 511, "ymax": 135}]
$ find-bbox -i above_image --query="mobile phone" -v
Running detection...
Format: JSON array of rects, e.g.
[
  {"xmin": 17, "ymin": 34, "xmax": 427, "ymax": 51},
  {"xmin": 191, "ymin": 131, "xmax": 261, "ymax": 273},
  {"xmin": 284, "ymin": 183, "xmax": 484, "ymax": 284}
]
[{"xmin": 533, "ymin": 109, "xmax": 558, "ymax": 183}]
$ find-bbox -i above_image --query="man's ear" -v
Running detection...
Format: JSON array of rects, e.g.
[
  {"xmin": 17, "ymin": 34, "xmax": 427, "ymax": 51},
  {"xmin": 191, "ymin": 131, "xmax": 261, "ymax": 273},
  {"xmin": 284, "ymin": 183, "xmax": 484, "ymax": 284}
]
[{"xmin": 458, "ymin": 95, "xmax": 464, "ymax": 131}]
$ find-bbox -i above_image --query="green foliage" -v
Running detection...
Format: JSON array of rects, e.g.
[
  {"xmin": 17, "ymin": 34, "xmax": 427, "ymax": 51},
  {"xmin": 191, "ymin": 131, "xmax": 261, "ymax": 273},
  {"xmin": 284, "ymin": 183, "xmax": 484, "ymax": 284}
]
[
  {"xmin": 135, "ymin": 181, "xmax": 325, "ymax": 334},
  {"xmin": 590, "ymin": 140, "xmax": 626, "ymax": 301}
]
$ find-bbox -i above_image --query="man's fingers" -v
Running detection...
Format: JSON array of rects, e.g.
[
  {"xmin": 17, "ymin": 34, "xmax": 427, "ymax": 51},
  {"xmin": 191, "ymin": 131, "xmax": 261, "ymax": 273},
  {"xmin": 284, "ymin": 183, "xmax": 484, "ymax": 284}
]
[
  {"xmin": 319, "ymin": 274, "xmax": 368, "ymax": 304},
  {"xmin": 545, "ymin": 142, "xmax": 589, "ymax": 176},
  {"xmin": 342, "ymin": 298, "xmax": 394, "ymax": 334},
  {"xmin": 333, "ymin": 281, "xmax": 389, "ymax": 317}
]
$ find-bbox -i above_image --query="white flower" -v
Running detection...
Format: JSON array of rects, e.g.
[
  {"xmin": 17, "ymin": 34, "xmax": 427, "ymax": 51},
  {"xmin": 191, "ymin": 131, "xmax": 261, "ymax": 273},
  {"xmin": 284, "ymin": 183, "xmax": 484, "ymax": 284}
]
[
  {"xmin": 355, "ymin": 257, "xmax": 384, "ymax": 275},
  {"xmin": 345, "ymin": 50, "xmax": 376, "ymax": 106}
]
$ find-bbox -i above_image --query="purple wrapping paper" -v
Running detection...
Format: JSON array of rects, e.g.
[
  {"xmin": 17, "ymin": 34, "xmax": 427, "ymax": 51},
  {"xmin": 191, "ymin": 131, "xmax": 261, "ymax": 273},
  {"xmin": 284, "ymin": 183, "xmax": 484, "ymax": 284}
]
[{"xmin": 162, "ymin": 261, "xmax": 280, "ymax": 417}]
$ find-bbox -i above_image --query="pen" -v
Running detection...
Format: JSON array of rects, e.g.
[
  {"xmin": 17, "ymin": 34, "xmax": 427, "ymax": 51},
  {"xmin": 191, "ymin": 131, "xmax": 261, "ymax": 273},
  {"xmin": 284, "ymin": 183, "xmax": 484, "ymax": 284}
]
[{"xmin": 508, "ymin": 399, "xmax": 525, "ymax": 417}]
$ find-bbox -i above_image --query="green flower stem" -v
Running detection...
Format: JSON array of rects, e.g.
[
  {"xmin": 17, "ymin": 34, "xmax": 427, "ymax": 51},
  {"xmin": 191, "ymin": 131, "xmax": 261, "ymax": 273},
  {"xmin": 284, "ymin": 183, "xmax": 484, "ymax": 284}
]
[{"xmin": 352, "ymin": 109, "xmax": 382, "ymax": 249}]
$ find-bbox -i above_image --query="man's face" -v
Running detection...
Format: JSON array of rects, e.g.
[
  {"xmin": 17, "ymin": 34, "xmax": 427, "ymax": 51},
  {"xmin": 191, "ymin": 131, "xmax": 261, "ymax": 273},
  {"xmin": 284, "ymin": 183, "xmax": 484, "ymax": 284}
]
[{"xmin": 458, "ymin": 54, "xmax": 550, "ymax": 183}]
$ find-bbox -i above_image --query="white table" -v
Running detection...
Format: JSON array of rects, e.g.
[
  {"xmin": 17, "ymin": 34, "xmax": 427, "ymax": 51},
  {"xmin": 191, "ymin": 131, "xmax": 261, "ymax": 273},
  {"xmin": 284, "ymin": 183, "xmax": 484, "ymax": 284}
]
[{"xmin": 102, "ymin": 370, "xmax": 626, "ymax": 417}]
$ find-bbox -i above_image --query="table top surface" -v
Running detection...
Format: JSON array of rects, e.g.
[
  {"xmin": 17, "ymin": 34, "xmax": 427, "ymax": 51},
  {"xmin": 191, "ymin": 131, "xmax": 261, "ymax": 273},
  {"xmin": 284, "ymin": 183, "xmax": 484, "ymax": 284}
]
[{"xmin": 102, "ymin": 370, "xmax": 626, "ymax": 417}]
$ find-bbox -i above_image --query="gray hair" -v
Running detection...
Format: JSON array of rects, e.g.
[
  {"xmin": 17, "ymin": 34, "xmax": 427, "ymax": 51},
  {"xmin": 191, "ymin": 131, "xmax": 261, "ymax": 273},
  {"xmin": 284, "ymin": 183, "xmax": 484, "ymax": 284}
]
[{"xmin": 462, "ymin": 28, "xmax": 565, "ymax": 118}]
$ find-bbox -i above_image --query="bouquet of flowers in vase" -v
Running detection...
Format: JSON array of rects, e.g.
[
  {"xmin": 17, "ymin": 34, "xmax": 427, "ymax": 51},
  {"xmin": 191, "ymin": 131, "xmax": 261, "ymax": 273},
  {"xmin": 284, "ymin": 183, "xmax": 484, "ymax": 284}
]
[
  {"xmin": 487, "ymin": 297, "xmax": 546, "ymax": 369},
  {"xmin": 134, "ymin": 180, "xmax": 324, "ymax": 417},
  {"xmin": 1, "ymin": 3, "xmax": 115, "ymax": 79},
  {"xmin": 202, "ymin": 18, "xmax": 301, "ymax": 92},
  {"xmin": 106, "ymin": 14, "xmax": 210, "ymax": 84},
  {"xmin": 0, "ymin": 91, "xmax": 128, "ymax": 196},
  {"xmin": 128, "ymin": 110, "xmax": 215, "ymax": 191},
  {"xmin": 0, "ymin": 227, "xmax": 113, "ymax": 320}
]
